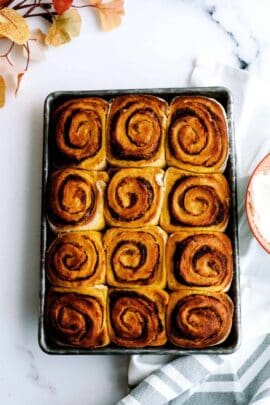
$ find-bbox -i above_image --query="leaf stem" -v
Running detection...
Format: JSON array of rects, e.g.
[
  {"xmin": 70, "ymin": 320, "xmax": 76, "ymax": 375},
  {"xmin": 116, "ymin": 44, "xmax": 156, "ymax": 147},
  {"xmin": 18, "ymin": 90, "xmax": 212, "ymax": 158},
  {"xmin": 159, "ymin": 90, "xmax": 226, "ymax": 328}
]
[
  {"xmin": 14, "ymin": 2, "xmax": 52, "ymax": 9},
  {"xmin": 23, "ymin": 11, "xmax": 55, "ymax": 21},
  {"xmin": 23, "ymin": 42, "xmax": 30, "ymax": 71},
  {"xmin": 0, "ymin": 42, "xmax": 15, "ymax": 67},
  {"xmin": 0, "ymin": 42, "xmax": 15, "ymax": 58}
]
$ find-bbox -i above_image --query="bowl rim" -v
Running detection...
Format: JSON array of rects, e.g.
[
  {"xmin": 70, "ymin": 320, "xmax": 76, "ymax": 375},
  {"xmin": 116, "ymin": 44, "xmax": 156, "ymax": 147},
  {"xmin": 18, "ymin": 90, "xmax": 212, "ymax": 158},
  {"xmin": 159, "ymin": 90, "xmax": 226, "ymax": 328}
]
[{"xmin": 245, "ymin": 152, "xmax": 270, "ymax": 254}]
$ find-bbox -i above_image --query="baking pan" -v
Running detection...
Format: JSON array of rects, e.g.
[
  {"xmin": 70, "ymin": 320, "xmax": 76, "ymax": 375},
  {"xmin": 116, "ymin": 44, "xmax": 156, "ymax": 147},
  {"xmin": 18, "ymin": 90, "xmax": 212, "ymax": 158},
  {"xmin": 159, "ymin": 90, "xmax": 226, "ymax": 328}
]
[{"xmin": 39, "ymin": 87, "xmax": 241, "ymax": 355}]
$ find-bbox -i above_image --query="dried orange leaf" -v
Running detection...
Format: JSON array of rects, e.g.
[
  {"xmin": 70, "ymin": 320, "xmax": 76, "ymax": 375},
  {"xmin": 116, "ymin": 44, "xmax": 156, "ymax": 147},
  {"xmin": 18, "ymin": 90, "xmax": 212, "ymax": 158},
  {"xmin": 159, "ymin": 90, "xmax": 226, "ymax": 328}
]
[
  {"xmin": 0, "ymin": 75, "xmax": 5, "ymax": 107},
  {"xmin": 15, "ymin": 72, "xmax": 23, "ymax": 96},
  {"xmin": 92, "ymin": 0, "xmax": 125, "ymax": 31},
  {"xmin": 53, "ymin": 0, "xmax": 73, "ymax": 15},
  {"xmin": 23, "ymin": 29, "xmax": 48, "ymax": 61},
  {"xmin": 0, "ymin": 8, "xmax": 30, "ymax": 44},
  {"xmin": 0, "ymin": 0, "xmax": 13, "ymax": 9},
  {"xmin": 45, "ymin": 9, "xmax": 81, "ymax": 47}
]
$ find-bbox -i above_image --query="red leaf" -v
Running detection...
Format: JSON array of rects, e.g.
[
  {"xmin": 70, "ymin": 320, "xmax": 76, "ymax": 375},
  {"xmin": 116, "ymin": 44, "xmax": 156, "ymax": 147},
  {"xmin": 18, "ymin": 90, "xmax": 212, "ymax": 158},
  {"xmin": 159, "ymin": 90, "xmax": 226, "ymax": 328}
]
[
  {"xmin": 0, "ymin": 0, "xmax": 13, "ymax": 9},
  {"xmin": 53, "ymin": 0, "xmax": 73, "ymax": 15}
]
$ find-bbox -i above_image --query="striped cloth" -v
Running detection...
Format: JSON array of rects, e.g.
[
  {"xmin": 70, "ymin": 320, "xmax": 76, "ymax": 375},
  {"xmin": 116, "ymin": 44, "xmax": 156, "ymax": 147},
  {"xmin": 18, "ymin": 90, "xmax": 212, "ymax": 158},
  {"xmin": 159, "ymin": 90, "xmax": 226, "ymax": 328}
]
[
  {"xmin": 117, "ymin": 60, "xmax": 270, "ymax": 405},
  {"xmin": 118, "ymin": 335, "xmax": 270, "ymax": 405}
]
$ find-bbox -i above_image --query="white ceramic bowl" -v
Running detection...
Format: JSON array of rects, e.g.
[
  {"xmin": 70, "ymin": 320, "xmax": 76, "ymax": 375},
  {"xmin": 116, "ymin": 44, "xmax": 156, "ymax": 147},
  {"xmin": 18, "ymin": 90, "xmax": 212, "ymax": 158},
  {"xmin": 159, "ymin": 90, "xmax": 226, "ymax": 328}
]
[{"xmin": 246, "ymin": 153, "xmax": 270, "ymax": 253}]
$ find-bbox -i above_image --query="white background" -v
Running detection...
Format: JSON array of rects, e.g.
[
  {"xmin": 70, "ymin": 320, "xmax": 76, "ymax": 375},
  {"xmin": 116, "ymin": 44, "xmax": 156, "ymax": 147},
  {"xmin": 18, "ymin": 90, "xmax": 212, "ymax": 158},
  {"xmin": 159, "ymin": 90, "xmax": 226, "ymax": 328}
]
[{"xmin": 1, "ymin": 0, "xmax": 270, "ymax": 404}]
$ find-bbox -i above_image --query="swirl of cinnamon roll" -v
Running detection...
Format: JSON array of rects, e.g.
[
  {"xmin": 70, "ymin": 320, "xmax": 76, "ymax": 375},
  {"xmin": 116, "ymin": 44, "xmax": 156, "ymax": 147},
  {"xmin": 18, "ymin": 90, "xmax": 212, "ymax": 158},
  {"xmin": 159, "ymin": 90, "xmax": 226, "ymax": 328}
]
[
  {"xmin": 46, "ymin": 232, "xmax": 105, "ymax": 288},
  {"xmin": 107, "ymin": 95, "xmax": 167, "ymax": 167},
  {"xmin": 108, "ymin": 288, "xmax": 168, "ymax": 347},
  {"xmin": 167, "ymin": 291, "xmax": 233, "ymax": 348},
  {"xmin": 105, "ymin": 168, "xmax": 164, "ymax": 227},
  {"xmin": 46, "ymin": 287, "xmax": 109, "ymax": 348},
  {"xmin": 47, "ymin": 168, "xmax": 108, "ymax": 232},
  {"xmin": 160, "ymin": 168, "xmax": 230, "ymax": 232},
  {"xmin": 166, "ymin": 96, "xmax": 228, "ymax": 173},
  {"xmin": 167, "ymin": 232, "xmax": 233, "ymax": 291},
  {"xmin": 53, "ymin": 98, "xmax": 108, "ymax": 170},
  {"xmin": 105, "ymin": 227, "xmax": 166, "ymax": 288}
]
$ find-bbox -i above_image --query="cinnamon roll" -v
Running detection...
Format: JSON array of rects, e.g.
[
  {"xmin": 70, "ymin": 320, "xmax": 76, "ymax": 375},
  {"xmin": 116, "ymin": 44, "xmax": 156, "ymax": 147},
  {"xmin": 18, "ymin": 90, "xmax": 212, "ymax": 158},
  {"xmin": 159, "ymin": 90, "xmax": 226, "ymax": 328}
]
[
  {"xmin": 167, "ymin": 290, "xmax": 233, "ymax": 348},
  {"xmin": 53, "ymin": 98, "xmax": 109, "ymax": 170},
  {"xmin": 46, "ymin": 286, "xmax": 109, "ymax": 348},
  {"xmin": 167, "ymin": 232, "xmax": 233, "ymax": 292},
  {"xmin": 104, "ymin": 226, "xmax": 167, "ymax": 288},
  {"xmin": 108, "ymin": 288, "xmax": 168, "ymax": 347},
  {"xmin": 46, "ymin": 231, "xmax": 106, "ymax": 288},
  {"xmin": 166, "ymin": 96, "xmax": 228, "ymax": 173},
  {"xmin": 107, "ymin": 95, "xmax": 167, "ymax": 167},
  {"xmin": 104, "ymin": 168, "xmax": 164, "ymax": 227},
  {"xmin": 160, "ymin": 167, "xmax": 230, "ymax": 232},
  {"xmin": 47, "ymin": 168, "xmax": 108, "ymax": 232}
]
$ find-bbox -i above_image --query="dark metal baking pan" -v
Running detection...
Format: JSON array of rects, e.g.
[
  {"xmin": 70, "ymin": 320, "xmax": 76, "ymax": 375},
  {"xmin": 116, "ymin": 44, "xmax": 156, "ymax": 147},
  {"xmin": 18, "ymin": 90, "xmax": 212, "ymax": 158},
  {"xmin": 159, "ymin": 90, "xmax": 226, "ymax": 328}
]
[{"xmin": 39, "ymin": 87, "xmax": 241, "ymax": 355}]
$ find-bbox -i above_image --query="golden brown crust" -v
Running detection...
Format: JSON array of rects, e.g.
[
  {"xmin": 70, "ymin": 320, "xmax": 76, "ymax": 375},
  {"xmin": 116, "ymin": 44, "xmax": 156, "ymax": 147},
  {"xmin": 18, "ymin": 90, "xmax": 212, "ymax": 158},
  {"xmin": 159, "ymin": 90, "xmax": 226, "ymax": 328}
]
[
  {"xmin": 167, "ymin": 290, "xmax": 233, "ymax": 348},
  {"xmin": 104, "ymin": 226, "xmax": 167, "ymax": 288},
  {"xmin": 108, "ymin": 288, "xmax": 168, "ymax": 347},
  {"xmin": 104, "ymin": 168, "xmax": 164, "ymax": 227},
  {"xmin": 47, "ymin": 168, "xmax": 108, "ymax": 232},
  {"xmin": 166, "ymin": 96, "xmax": 228, "ymax": 173},
  {"xmin": 44, "ymin": 95, "xmax": 235, "ymax": 351},
  {"xmin": 107, "ymin": 95, "xmax": 167, "ymax": 167},
  {"xmin": 160, "ymin": 167, "xmax": 230, "ymax": 232},
  {"xmin": 53, "ymin": 98, "xmax": 109, "ymax": 170},
  {"xmin": 167, "ymin": 232, "xmax": 233, "ymax": 292},
  {"xmin": 46, "ymin": 231, "xmax": 106, "ymax": 288},
  {"xmin": 46, "ymin": 286, "xmax": 109, "ymax": 348}
]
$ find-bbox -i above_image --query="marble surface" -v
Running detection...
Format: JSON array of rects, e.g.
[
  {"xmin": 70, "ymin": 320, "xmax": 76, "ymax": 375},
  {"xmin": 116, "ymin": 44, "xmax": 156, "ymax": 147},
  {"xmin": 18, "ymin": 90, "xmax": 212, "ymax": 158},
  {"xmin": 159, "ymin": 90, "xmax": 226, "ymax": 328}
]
[{"xmin": 1, "ymin": 0, "xmax": 270, "ymax": 404}]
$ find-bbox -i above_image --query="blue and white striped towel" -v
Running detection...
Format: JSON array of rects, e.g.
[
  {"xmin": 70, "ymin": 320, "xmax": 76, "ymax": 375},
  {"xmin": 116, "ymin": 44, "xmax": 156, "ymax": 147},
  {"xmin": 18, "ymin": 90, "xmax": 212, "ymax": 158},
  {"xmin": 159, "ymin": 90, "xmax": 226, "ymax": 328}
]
[{"xmin": 117, "ymin": 59, "xmax": 270, "ymax": 405}]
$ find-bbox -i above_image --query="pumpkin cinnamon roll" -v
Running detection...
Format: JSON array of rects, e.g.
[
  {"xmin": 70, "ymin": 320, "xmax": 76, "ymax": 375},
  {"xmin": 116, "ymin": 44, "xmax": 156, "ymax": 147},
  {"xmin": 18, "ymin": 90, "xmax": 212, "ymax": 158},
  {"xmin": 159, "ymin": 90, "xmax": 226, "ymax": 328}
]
[
  {"xmin": 108, "ymin": 288, "xmax": 168, "ymax": 347},
  {"xmin": 167, "ymin": 232, "xmax": 233, "ymax": 292},
  {"xmin": 166, "ymin": 96, "xmax": 228, "ymax": 173},
  {"xmin": 46, "ymin": 286, "xmax": 109, "ymax": 348},
  {"xmin": 104, "ymin": 168, "xmax": 164, "ymax": 227},
  {"xmin": 47, "ymin": 168, "xmax": 108, "ymax": 232},
  {"xmin": 53, "ymin": 98, "xmax": 108, "ymax": 170},
  {"xmin": 107, "ymin": 95, "xmax": 167, "ymax": 167},
  {"xmin": 160, "ymin": 168, "xmax": 230, "ymax": 232},
  {"xmin": 167, "ymin": 290, "xmax": 233, "ymax": 348},
  {"xmin": 104, "ymin": 226, "xmax": 167, "ymax": 288},
  {"xmin": 46, "ymin": 231, "xmax": 105, "ymax": 288}
]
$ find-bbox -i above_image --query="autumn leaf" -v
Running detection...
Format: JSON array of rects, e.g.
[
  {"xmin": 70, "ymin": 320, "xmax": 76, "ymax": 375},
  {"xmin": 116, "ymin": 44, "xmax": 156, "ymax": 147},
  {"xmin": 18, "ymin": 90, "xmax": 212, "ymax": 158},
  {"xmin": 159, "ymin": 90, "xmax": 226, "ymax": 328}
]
[
  {"xmin": 23, "ymin": 29, "xmax": 48, "ymax": 61},
  {"xmin": 0, "ymin": 0, "xmax": 13, "ymax": 9},
  {"xmin": 0, "ymin": 75, "xmax": 6, "ymax": 108},
  {"xmin": 15, "ymin": 72, "xmax": 23, "ymax": 96},
  {"xmin": 53, "ymin": 0, "xmax": 73, "ymax": 15},
  {"xmin": 45, "ymin": 9, "xmax": 81, "ymax": 47},
  {"xmin": 0, "ymin": 8, "xmax": 30, "ymax": 44},
  {"xmin": 91, "ymin": 0, "xmax": 125, "ymax": 31}
]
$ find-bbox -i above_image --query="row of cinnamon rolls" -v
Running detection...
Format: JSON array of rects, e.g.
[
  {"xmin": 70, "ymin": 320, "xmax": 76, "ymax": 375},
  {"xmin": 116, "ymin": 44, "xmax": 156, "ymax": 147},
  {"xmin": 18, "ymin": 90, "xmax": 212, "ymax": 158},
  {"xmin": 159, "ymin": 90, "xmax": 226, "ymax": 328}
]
[
  {"xmin": 47, "ymin": 167, "xmax": 230, "ymax": 232},
  {"xmin": 52, "ymin": 95, "xmax": 228, "ymax": 173},
  {"xmin": 46, "ymin": 227, "xmax": 233, "ymax": 292},
  {"xmin": 46, "ymin": 286, "xmax": 233, "ymax": 349}
]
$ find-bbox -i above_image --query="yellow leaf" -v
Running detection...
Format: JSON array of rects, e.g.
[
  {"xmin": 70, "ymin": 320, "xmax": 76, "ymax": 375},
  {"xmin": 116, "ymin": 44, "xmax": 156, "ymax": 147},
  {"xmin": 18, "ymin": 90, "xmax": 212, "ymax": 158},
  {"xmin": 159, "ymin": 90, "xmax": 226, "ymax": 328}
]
[
  {"xmin": 45, "ymin": 9, "xmax": 81, "ymax": 47},
  {"xmin": 92, "ymin": 0, "xmax": 125, "ymax": 31},
  {"xmin": 0, "ymin": 75, "xmax": 6, "ymax": 108},
  {"xmin": 0, "ymin": 8, "xmax": 29, "ymax": 44},
  {"xmin": 15, "ymin": 72, "xmax": 23, "ymax": 96}
]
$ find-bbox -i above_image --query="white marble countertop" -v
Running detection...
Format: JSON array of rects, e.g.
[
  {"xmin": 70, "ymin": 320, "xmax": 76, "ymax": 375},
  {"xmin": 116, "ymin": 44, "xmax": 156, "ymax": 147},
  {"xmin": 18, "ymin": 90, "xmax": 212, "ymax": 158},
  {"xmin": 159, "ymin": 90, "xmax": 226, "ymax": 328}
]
[{"xmin": 1, "ymin": 0, "xmax": 270, "ymax": 404}]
